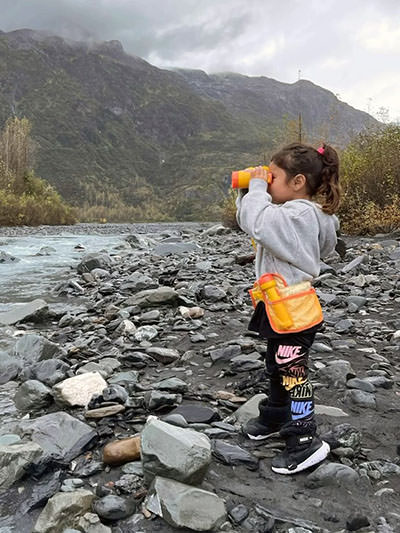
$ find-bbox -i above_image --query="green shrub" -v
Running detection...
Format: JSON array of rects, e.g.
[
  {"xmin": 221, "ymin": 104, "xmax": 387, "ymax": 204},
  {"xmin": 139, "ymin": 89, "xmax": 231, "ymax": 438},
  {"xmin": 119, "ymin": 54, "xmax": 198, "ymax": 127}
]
[
  {"xmin": 220, "ymin": 189, "xmax": 240, "ymax": 230},
  {"xmin": 339, "ymin": 124, "xmax": 400, "ymax": 234}
]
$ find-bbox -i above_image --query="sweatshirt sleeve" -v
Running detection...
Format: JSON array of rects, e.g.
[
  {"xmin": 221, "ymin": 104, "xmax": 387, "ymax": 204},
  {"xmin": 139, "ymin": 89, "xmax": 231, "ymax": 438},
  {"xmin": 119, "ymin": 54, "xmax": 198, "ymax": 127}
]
[{"xmin": 237, "ymin": 178, "xmax": 320, "ymax": 267}]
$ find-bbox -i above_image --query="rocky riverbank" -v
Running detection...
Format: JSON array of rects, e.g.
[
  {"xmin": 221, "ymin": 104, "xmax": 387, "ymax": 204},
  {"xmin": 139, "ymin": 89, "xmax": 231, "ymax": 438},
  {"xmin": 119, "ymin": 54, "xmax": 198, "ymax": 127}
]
[{"xmin": 0, "ymin": 224, "xmax": 400, "ymax": 533}]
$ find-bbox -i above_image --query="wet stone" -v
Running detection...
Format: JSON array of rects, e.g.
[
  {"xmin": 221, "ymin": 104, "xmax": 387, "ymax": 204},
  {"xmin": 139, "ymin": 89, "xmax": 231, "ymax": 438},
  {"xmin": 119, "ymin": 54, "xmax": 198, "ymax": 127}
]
[
  {"xmin": 169, "ymin": 403, "xmax": 220, "ymax": 423},
  {"xmin": 92, "ymin": 494, "xmax": 136, "ymax": 521},
  {"xmin": 212, "ymin": 440, "xmax": 259, "ymax": 470}
]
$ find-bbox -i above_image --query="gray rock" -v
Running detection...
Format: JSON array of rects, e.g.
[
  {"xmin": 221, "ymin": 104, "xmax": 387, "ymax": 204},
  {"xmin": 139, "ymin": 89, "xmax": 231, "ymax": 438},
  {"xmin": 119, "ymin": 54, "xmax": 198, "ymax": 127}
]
[
  {"xmin": 317, "ymin": 359, "xmax": 356, "ymax": 386},
  {"xmin": 153, "ymin": 241, "xmax": 201, "ymax": 256},
  {"xmin": 14, "ymin": 334, "xmax": 62, "ymax": 363},
  {"xmin": 344, "ymin": 389, "xmax": 376, "ymax": 409},
  {"xmin": 145, "ymin": 476, "xmax": 226, "ymax": 531},
  {"xmin": 78, "ymin": 512, "xmax": 112, "ymax": 533},
  {"xmin": 121, "ymin": 273, "xmax": 158, "ymax": 292},
  {"xmin": 341, "ymin": 255, "xmax": 367, "ymax": 273},
  {"xmin": 77, "ymin": 253, "xmax": 112, "ymax": 273},
  {"xmin": 0, "ymin": 350, "xmax": 22, "ymax": 384},
  {"xmin": 152, "ymin": 377, "xmax": 188, "ymax": 393},
  {"xmin": 14, "ymin": 380, "xmax": 53, "ymax": 411},
  {"xmin": 146, "ymin": 347, "xmax": 180, "ymax": 364},
  {"xmin": 109, "ymin": 370, "xmax": 139, "ymax": 389},
  {"xmin": 144, "ymin": 390, "xmax": 182, "ymax": 410},
  {"xmin": 209, "ymin": 344, "xmax": 242, "ymax": 363},
  {"xmin": 200, "ymin": 285, "xmax": 227, "ymax": 301},
  {"xmin": 359, "ymin": 460, "xmax": 400, "ymax": 477},
  {"xmin": 322, "ymin": 423, "xmax": 362, "ymax": 454},
  {"xmin": 315, "ymin": 405, "xmax": 349, "ymax": 417},
  {"xmin": 16, "ymin": 412, "xmax": 97, "ymax": 463},
  {"xmin": 125, "ymin": 287, "xmax": 180, "ymax": 308},
  {"xmin": 0, "ymin": 299, "xmax": 49, "ymax": 326},
  {"xmin": 19, "ymin": 358, "xmax": 70, "ymax": 386},
  {"xmin": 334, "ymin": 319, "xmax": 355, "ymax": 333},
  {"xmin": 33, "ymin": 490, "xmax": 95, "ymax": 533},
  {"xmin": 346, "ymin": 377, "xmax": 376, "ymax": 393},
  {"xmin": 0, "ymin": 251, "xmax": 20, "ymax": 263},
  {"xmin": 203, "ymin": 224, "xmax": 229, "ymax": 236},
  {"xmin": 228, "ymin": 393, "xmax": 267, "ymax": 426},
  {"xmin": 169, "ymin": 403, "xmax": 220, "ymax": 424},
  {"xmin": 161, "ymin": 413, "xmax": 189, "ymax": 428},
  {"xmin": 305, "ymin": 462, "xmax": 360, "ymax": 488},
  {"xmin": 212, "ymin": 440, "xmax": 258, "ymax": 470},
  {"xmin": 0, "ymin": 442, "xmax": 43, "ymax": 491},
  {"xmin": 141, "ymin": 417, "xmax": 211, "ymax": 485},
  {"xmin": 92, "ymin": 494, "xmax": 136, "ymax": 521},
  {"xmin": 134, "ymin": 325, "xmax": 158, "ymax": 342},
  {"xmin": 125, "ymin": 233, "xmax": 151, "ymax": 249},
  {"xmin": 364, "ymin": 375, "xmax": 393, "ymax": 389},
  {"xmin": 228, "ymin": 504, "xmax": 249, "ymax": 524}
]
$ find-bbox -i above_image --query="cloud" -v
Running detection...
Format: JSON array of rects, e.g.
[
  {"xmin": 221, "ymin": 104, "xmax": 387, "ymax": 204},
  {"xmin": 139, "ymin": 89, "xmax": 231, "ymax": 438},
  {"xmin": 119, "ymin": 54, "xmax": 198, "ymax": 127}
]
[{"xmin": 0, "ymin": 0, "xmax": 399, "ymax": 119}]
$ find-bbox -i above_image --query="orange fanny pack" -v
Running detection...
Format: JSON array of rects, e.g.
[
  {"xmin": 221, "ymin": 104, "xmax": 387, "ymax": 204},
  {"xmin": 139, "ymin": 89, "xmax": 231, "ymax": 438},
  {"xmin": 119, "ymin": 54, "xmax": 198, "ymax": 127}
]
[{"xmin": 249, "ymin": 272, "xmax": 323, "ymax": 334}]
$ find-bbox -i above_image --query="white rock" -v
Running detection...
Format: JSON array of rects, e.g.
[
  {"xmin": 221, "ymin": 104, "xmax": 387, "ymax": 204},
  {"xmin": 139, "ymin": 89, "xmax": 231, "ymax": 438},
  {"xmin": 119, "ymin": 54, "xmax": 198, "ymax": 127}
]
[{"xmin": 53, "ymin": 372, "xmax": 107, "ymax": 407}]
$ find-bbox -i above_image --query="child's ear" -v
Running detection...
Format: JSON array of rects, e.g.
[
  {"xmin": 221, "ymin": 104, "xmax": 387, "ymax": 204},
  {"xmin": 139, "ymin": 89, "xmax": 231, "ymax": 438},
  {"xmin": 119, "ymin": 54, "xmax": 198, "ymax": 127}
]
[{"xmin": 292, "ymin": 174, "xmax": 307, "ymax": 190}]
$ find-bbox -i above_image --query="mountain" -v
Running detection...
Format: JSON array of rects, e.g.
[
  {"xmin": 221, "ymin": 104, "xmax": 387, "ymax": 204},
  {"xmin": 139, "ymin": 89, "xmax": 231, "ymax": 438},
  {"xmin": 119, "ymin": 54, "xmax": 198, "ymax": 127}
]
[{"xmin": 0, "ymin": 29, "xmax": 377, "ymax": 220}]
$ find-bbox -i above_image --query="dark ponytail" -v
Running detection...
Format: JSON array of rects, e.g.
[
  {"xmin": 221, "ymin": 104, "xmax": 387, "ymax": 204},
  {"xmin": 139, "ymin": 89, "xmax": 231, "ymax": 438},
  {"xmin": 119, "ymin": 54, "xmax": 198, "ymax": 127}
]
[{"xmin": 271, "ymin": 142, "xmax": 341, "ymax": 215}]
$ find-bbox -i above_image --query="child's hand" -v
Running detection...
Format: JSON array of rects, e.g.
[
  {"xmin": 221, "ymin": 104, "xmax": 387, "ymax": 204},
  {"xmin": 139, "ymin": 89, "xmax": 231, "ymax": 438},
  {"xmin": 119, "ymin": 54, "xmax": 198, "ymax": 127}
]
[{"xmin": 248, "ymin": 166, "xmax": 269, "ymax": 182}]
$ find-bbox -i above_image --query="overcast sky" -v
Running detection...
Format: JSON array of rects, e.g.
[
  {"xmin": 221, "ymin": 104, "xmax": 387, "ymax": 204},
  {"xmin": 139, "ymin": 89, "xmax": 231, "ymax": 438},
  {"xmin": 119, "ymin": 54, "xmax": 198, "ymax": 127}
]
[{"xmin": 1, "ymin": 0, "xmax": 400, "ymax": 121}]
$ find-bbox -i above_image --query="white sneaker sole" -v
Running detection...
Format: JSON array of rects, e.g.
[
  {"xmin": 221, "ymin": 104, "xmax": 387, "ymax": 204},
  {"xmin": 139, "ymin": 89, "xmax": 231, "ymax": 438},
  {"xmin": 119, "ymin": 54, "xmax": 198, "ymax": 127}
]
[{"xmin": 271, "ymin": 440, "xmax": 330, "ymax": 475}]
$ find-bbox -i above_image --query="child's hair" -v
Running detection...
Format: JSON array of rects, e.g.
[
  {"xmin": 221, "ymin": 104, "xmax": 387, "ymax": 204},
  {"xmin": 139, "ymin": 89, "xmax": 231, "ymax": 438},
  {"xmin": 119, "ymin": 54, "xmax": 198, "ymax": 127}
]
[{"xmin": 271, "ymin": 142, "xmax": 341, "ymax": 214}]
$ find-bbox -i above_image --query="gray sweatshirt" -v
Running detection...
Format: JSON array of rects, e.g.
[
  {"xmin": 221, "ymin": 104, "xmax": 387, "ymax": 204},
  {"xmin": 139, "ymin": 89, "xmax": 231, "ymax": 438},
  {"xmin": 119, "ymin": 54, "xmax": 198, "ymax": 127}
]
[{"xmin": 236, "ymin": 178, "xmax": 339, "ymax": 284}]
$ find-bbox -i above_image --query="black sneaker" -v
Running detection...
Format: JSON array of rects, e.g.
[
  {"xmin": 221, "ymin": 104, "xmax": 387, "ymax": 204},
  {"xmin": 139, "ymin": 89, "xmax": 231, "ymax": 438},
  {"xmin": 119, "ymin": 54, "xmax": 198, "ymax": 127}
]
[
  {"xmin": 243, "ymin": 417, "xmax": 281, "ymax": 440},
  {"xmin": 271, "ymin": 434, "xmax": 330, "ymax": 474}
]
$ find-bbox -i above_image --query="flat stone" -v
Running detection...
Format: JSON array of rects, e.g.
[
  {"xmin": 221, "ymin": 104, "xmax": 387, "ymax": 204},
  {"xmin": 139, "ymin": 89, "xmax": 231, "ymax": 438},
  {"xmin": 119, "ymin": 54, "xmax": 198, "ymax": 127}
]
[
  {"xmin": 141, "ymin": 417, "xmax": 211, "ymax": 485},
  {"xmin": 169, "ymin": 403, "xmax": 220, "ymax": 424},
  {"xmin": 145, "ymin": 476, "xmax": 226, "ymax": 531},
  {"xmin": 85, "ymin": 404, "xmax": 125, "ymax": 418},
  {"xmin": 0, "ymin": 299, "xmax": 49, "ymax": 326},
  {"xmin": 125, "ymin": 287, "xmax": 180, "ymax": 308},
  {"xmin": 315, "ymin": 405, "xmax": 349, "ymax": 417},
  {"xmin": 212, "ymin": 440, "xmax": 259, "ymax": 470},
  {"xmin": 346, "ymin": 378, "xmax": 376, "ymax": 393},
  {"xmin": 53, "ymin": 372, "xmax": 107, "ymax": 407},
  {"xmin": 33, "ymin": 490, "xmax": 95, "ymax": 533},
  {"xmin": 153, "ymin": 242, "xmax": 201, "ymax": 256},
  {"xmin": 16, "ymin": 412, "xmax": 97, "ymax": 463}
]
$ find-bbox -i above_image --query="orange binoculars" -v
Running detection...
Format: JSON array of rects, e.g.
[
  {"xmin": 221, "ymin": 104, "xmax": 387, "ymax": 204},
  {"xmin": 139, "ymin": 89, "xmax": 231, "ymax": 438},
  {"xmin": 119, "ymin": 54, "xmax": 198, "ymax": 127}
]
[{"xmin": 231, "ymin": 165, "xmax": 272, "ymax": 188}]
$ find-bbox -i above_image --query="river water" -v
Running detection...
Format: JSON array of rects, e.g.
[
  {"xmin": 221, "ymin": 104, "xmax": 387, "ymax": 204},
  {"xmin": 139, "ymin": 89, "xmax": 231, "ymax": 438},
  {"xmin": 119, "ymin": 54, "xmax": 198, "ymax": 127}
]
[{"xmin": 0, "ymin": 223, "xmax": 209, "ymax": 428}]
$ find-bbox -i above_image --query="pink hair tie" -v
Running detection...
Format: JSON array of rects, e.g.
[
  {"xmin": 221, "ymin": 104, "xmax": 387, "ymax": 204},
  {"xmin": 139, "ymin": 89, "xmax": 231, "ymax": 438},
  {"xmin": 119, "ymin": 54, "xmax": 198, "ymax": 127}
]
[{"xmin": 317, "ymin": 146, "xmax": 325, "ymax": 155}]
